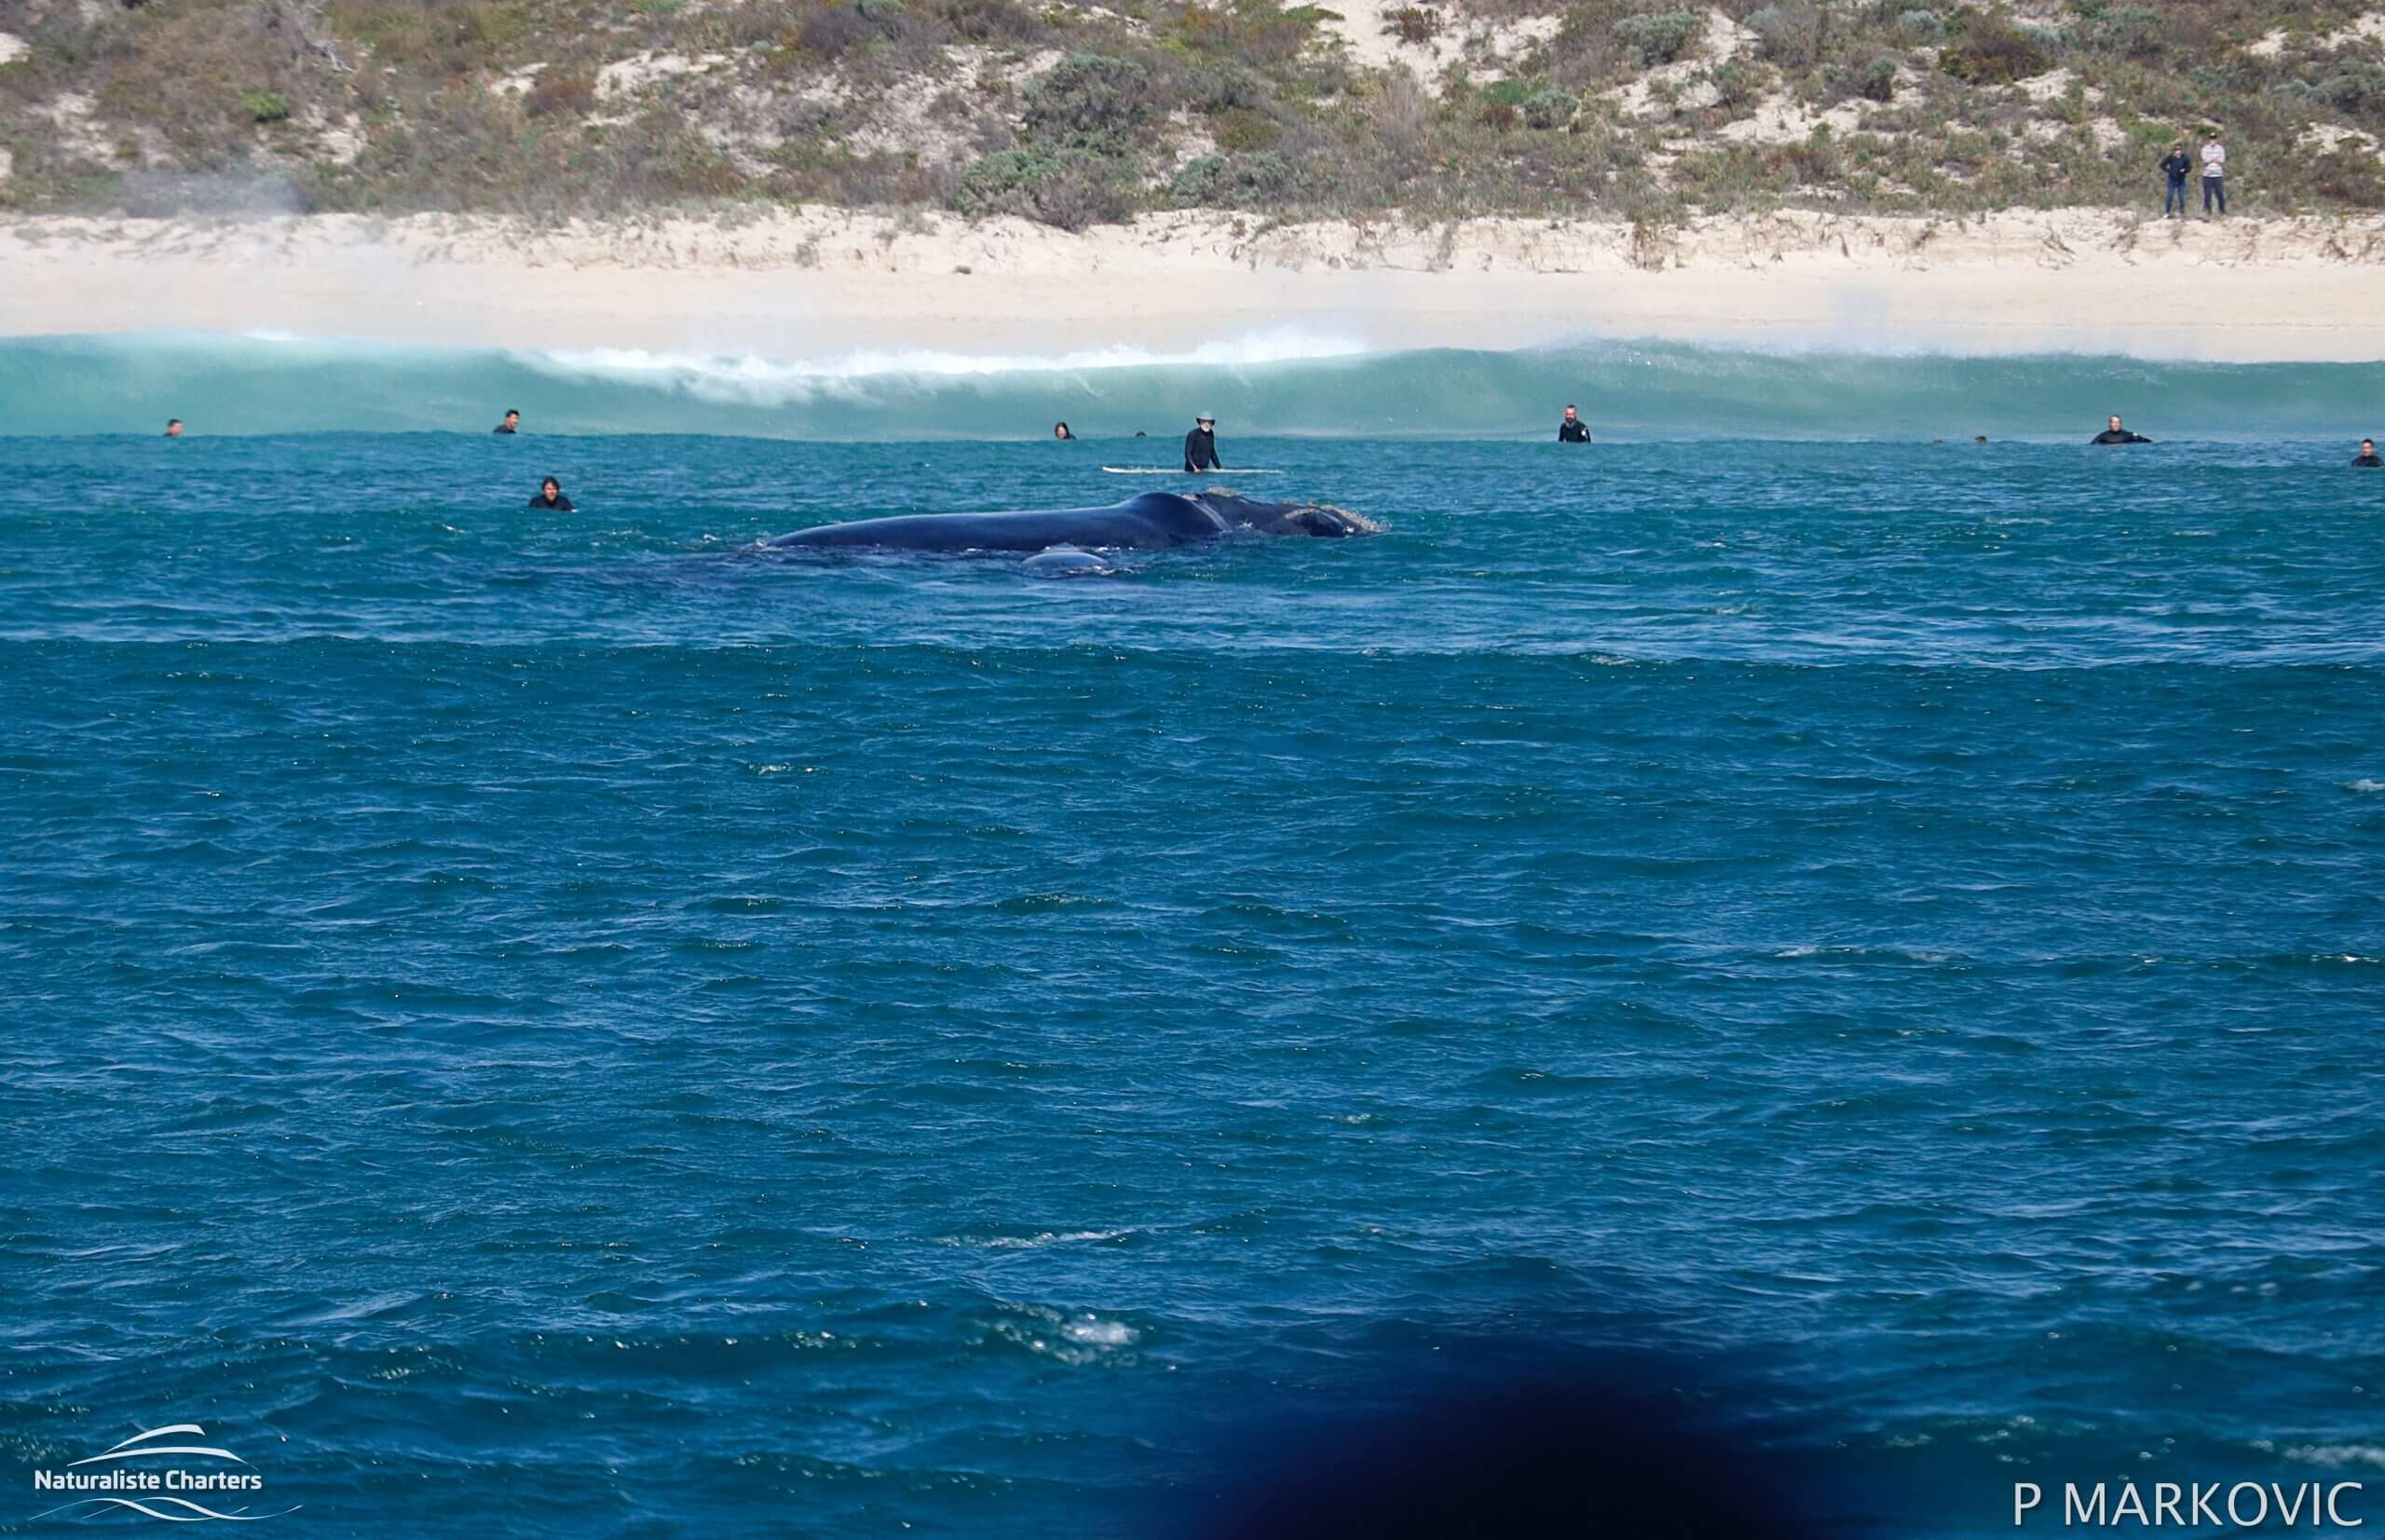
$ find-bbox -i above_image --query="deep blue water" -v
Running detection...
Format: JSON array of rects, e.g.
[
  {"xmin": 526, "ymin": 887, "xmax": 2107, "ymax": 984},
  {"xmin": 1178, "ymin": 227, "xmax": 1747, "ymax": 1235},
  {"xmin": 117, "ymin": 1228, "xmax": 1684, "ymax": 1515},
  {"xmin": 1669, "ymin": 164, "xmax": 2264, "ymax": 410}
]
[{"xmin": 3, "ymin": 407, "xmax": 2383, "ymax": 1536}]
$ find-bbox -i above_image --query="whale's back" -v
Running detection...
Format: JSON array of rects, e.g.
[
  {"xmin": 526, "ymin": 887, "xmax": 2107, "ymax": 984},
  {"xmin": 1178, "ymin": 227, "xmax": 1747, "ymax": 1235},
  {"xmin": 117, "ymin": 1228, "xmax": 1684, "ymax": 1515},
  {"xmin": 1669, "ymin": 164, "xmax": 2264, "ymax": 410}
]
[{"xmin": 769, "ymin": 492, "xmax": 1221, "ymax": 552}]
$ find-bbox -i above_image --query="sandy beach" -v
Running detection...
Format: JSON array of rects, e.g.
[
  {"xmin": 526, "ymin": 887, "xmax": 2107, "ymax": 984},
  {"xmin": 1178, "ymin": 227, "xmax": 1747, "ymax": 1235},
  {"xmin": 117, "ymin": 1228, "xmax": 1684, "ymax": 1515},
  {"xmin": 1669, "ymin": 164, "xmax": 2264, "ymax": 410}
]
[{"xmin": 5, "ymin": 206, "xmax": 2385, "ymax": 362}]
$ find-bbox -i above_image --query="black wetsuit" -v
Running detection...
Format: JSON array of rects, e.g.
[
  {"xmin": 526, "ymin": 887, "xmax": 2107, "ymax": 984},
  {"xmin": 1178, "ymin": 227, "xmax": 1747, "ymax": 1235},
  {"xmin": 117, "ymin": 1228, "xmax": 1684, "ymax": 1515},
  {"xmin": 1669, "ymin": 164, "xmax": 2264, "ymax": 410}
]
[
  {"xmin": 494, "ymin": 423, "xmax": 518, "ymax": 435},
  {"xmin": 528, "ymin": 492, "xmax": 574, "ymax": 511},
  {"xmin": 2091, "ymin": 429, "xmax": 2152, "ymax": 444},
  {"xmin": 2354, "ymin": 454, "xmax": 2384, "ymax": 467},
  {"xmin": 1183, "ymin": 427, "xmax": 1222, "ymax": 472},
  {"xmin": 1558, "ymin": 419, "xmax": 1590, "ymax": 443}
]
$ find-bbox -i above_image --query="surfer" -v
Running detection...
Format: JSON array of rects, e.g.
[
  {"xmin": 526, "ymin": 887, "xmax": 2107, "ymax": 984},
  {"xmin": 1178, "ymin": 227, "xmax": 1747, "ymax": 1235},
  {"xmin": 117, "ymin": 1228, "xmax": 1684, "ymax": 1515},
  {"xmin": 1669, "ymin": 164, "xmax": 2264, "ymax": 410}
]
[
  {"xmin": 1558, "ymin": 405, "xmax": 1590, "ymax": 443},
  {"xmin": 1054, "ymin": 422, "xmax": 1076, "ymax": 441},
  {"xmin": 2091, "ymin": 416, "xmax": 2152, "ymax": 444},
  {"xmin": 494, "ymin": 409, "xmax": 521, "ymax": 435},
  {"xmin": 1184, "ymin": 414, "xmax": 1223, "ymax": 473},
  {"xmin": 528, "ymin": 477, "xmax": 574, "ymax": 511},
  {"xmin": 164, "ymin": 418, "xmax": 184, "ymax": 438},
  {"xmin": 2354, "ymin": 439, "xmax": 2382, "ymax": 468}
]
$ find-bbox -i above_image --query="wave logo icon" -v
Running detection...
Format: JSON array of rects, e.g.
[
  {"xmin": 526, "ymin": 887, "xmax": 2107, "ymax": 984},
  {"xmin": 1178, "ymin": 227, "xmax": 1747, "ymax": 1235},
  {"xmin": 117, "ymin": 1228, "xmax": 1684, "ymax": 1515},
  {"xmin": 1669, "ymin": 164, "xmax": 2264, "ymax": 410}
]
[{"xmin": 30, "ymin": 1424, "xmax": 301, "ymax": 1523}]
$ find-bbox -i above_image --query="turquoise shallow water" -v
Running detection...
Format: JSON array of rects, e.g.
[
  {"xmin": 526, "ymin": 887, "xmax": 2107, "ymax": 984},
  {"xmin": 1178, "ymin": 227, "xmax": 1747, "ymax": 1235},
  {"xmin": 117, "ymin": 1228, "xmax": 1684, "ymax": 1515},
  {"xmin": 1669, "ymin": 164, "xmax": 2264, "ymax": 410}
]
[{"xmin": 3, "ymin": 374, "xmax": 2384, "ymax": 1535}]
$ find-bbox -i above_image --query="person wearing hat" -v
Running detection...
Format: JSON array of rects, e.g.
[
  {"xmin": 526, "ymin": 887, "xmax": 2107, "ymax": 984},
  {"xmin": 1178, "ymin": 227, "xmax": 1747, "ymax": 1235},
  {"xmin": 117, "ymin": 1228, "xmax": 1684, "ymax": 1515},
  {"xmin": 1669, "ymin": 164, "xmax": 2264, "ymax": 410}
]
[{"xmin": 1183, "ymin": 413, "xmax": 1223, "ymax": 473}]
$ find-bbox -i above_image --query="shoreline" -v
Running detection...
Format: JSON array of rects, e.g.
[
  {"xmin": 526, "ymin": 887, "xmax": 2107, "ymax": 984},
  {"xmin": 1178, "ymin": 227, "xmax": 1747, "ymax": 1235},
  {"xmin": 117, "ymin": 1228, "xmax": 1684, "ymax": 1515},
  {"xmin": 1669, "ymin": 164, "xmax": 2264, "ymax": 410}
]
[{"xmin": 5, "ymin": 207, "xmax": 2385, "ymax": 363}]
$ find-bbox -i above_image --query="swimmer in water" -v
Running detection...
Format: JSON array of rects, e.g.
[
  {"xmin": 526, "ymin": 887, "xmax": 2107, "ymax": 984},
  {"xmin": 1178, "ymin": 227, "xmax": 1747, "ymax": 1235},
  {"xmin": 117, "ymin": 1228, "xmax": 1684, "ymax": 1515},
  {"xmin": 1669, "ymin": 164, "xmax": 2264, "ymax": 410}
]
[
  {"xmin": 2091, "ymin": 416, "xmax": 2152, "ymax": 444},
  {"xmin": 494, "ymin": 409, "xmax": 521, "ymax": 435},
  {"xmin": 1558, "ymin": 405, "xmax": 1590, "ymax": 443},
  {"xmin": 528, "ymin": 477, "xmax": 574, "ymax": 511},
  {"xmin": 164, "ymin": 418, "xmax": 184, "ymax": 438},
  {"xmin": 1054, "ymin": 422, "xmax": 1076, "ymax": 441},
  {"xmin": 2355, "ymin": 439, "xmax": 2382, "ymax": 468},
  {"xmin": 1184, "ymin": 413, "xmax": 1222, "ymax": 473}
]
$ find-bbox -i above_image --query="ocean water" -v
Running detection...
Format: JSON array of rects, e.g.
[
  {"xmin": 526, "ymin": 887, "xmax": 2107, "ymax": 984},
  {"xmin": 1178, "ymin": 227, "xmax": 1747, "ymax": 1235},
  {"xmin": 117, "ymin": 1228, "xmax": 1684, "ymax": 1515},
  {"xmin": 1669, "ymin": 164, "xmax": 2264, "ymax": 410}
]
[{"xmin": 2, "ymin": 343, "xmax": 2382, "ymax": 1537}]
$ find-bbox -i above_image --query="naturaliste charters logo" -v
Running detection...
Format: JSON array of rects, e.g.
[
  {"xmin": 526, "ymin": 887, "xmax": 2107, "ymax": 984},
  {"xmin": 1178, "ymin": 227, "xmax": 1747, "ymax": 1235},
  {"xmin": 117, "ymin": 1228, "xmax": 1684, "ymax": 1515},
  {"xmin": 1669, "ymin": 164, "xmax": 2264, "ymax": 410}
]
[{"xmin": 30, "ymin": 1423, "xmax": 299, "ymax": 1524}]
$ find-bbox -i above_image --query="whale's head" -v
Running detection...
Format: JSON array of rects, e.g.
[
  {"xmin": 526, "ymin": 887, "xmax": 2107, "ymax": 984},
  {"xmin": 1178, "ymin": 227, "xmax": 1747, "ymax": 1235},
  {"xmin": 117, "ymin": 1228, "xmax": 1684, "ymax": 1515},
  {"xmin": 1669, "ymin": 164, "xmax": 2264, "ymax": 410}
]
[{"xmin": 1193, "ymin": 490, "xmax": 1383, "ymax": 538}]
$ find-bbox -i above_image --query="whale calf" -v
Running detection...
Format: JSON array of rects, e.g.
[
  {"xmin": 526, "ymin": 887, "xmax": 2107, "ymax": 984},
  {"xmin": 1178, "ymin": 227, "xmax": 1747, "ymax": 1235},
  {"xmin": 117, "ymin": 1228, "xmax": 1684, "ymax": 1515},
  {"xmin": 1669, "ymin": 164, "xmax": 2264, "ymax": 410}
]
[{"xmin": 766, "ymin": 489, "xmax": 1380, "ymax": 553}]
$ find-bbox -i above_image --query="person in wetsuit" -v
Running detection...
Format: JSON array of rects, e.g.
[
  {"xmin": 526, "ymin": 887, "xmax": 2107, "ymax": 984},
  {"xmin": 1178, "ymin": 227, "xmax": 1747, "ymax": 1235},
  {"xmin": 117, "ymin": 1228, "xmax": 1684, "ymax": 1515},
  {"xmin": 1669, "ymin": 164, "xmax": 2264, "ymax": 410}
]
[
  {"xmin": 528, "ymin": 477, "xmax": 574, "ymax": 511},
  {"xmin": 1184, "ymin": 414, "xmax": 1222, "ymax": 472},
  {"xmin": 495, "ymin": 409, "xmax": 521, "ymax": 435},
  {"xmin": 2355, "ymin": 439, "xmax": 2382, "ymax": 467},
  {"xmin": 2091, "ymin": 416, "xmax": 2152, "ymax": 444},
  {"xmin": 1054, "ymin": 422, "xmax": 1076, "ymax": 440},
  {"xmin": 1558, "ymin": 405, "xmax": 1590, "ymax": 443},
  {"xmin": 164, "ymin": 418, "xmax": 184, "ymax": 438}
]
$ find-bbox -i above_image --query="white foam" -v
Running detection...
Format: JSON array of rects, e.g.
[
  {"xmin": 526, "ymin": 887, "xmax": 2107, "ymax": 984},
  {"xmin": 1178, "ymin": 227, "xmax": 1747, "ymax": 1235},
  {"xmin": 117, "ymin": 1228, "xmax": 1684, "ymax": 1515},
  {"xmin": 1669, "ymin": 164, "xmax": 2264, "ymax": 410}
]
[
  {"xmin": 515, "ymin": 327, "xmax": 1370, "ymax": 405},
  {"xmin": 1059, "ymin": 1316, "xmax": 1137, "ymax": 1347}
]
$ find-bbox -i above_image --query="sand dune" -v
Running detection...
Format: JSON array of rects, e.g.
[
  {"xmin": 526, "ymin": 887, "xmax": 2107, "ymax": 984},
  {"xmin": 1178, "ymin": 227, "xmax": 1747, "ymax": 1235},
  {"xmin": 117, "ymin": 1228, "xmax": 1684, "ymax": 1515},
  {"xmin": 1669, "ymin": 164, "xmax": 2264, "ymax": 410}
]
[{"xmin": 4, "ymin": 206, "xmax": 2383, "ymax": 362}]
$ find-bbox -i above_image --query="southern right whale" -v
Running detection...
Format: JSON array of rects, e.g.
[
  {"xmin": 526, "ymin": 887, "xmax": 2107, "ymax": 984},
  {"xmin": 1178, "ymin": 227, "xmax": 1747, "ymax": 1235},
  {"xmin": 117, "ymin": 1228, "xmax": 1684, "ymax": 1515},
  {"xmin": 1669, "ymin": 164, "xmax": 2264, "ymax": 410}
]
[{"xmin": 765, "ymin": 489, "xmax": 1380, "ymax": 553}]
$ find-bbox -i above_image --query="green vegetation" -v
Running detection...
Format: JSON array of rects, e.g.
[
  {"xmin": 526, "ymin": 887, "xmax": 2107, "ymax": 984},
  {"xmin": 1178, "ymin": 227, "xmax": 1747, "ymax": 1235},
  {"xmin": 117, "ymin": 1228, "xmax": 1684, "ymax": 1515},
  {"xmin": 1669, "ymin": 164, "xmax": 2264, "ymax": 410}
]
[{"xmin": 3, "ymin": 0, "xmax": 2385, "ymax": 224}]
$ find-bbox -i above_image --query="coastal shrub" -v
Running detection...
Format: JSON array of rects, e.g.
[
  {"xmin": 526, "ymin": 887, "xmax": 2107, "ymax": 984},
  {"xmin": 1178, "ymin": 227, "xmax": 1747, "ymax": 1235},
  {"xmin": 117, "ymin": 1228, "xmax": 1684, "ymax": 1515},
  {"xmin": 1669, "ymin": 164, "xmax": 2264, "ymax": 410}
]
[
  {"xmin": 1858, "ymin": 56, "xmax": 1898, "ymax": 102},
  {"xmin": 782, "ymin": 97, "xmax": 846, "ymax": 140},
  {"xmin": 1165, "ymin": 0, "xmax": 1320, "ymax": 66},
  {"xmin": 928, "ymin": 0, "xmax": 1044, "ymax": 42},
  {"xmin": 952, "ymin": 145, "xmax": 1132, "ymax": 227},
  {"xmin": 1521, "ymin": 87, "xmax": 1577, "ymax": 129},
  {"xmin": 1709, "ymin": 59, "xmax": 1763, "ymax": 111},
  {"xmin": 1182, "ymin": 59, "xmax": 1267, "ymax": 115},
  {"xmin": 1939, "ymin": 14, "xmax": 2051, "ymax": 86},
  {"xmin": 2308, "ymin": 63, "xmax": 2385, "ymax": 119},
  {"xmin": 525, "ymin": 71, "xmax": 596, "ymax": 118},
  {"xmin": 1212, "ymin": 105, "xmax": 1280, "ymax": 150},
  {"xmin": 2091, "ymin": 6, "xmax": 2164, "ymax": 61},
  {"xmin": 1896, "ymin": 8, "xmax": 1943, "ymax": 43},
  {"xmin": 1478, "ymin": 101, "xmax": 1518, "ymax": 129},
  {"xmin": 1170, "ymin": 149, "xmax": 1297, "ymax": 203},
  {"xmin": 1614, "ymin": 10, "xmax": 1700, "ymax": 67},
  {"xmin": 1383, "ymin": 6, "xmax": 1440, "ymax": 44},
  {"xmin": 1745, "ymin": 5, "xmax": 1820, "ymax": 68},
  {"xmin": 1480, "ymin": 77, "xmax": 1533, "ymax": 107},
  {"xmin": 2310, "ymin": 144, "xmax": 2385, "ymax": 207},
  {"xmin": 1766, "ymin": 129, "xmax": 1838, "ymax": 185},
  {"xmin": 240, "ymin": 89, "xmax": 293, "ymax": 124},
  {"xmin": 1021, "ymin": 52, "xmax": 1152, "ymax": 150},
  {"xmin": 795, "ymin": 3, "xmax": 876, "ymax": 57}
]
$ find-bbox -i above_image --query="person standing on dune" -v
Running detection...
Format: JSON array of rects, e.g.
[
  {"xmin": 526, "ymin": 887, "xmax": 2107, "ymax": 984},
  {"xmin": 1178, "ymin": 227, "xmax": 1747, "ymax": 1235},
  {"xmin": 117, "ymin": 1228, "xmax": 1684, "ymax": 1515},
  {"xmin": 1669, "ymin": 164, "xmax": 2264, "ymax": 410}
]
[
  {"xmin": 2200, "ymin": 132, "xmax": 2228, "ymax": 216},
  {"xmin": 2160, "ymin": 141, "xmax": 2192, "ymax": 218}
]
